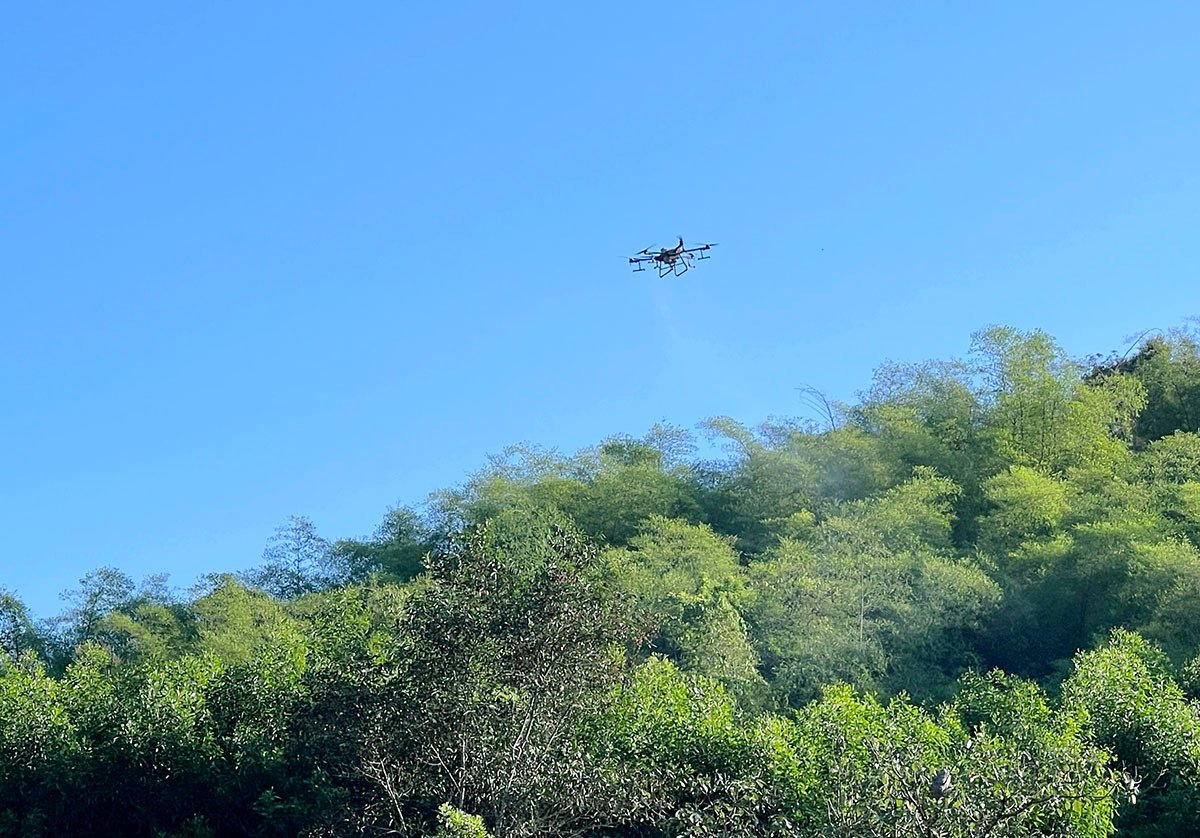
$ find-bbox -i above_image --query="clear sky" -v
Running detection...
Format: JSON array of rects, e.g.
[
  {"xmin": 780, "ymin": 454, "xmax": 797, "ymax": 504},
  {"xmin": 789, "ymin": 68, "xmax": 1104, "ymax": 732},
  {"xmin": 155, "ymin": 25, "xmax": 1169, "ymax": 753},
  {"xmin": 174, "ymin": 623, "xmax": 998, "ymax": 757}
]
[{"xmin": 3, "ymin": 3, "xmax": 1198, "ymax": 617}]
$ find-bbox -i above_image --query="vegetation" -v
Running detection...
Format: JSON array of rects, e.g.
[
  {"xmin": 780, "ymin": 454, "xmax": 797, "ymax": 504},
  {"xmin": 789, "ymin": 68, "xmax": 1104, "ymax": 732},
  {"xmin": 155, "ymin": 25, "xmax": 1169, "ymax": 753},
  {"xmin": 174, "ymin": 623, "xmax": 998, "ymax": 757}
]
[{"xmin": 4, "ymin": 325, "xmax": 1200, "ymax": 835}]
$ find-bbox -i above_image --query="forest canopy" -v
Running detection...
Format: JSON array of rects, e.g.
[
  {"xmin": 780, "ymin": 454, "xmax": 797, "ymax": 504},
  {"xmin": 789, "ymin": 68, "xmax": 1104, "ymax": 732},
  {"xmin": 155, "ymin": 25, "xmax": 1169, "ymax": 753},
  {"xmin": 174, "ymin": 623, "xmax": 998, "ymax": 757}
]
[{"xmin": 5, "ymin": 325, "xmax": 1200, "ymax": 836}]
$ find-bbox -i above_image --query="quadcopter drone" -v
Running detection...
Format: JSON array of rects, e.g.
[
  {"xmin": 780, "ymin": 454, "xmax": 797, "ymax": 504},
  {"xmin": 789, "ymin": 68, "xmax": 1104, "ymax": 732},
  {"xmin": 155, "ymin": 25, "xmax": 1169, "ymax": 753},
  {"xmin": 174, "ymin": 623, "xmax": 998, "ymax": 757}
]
[{"xmin": 629, "ymin": 237, "xmax": 717, "ymax": 277}]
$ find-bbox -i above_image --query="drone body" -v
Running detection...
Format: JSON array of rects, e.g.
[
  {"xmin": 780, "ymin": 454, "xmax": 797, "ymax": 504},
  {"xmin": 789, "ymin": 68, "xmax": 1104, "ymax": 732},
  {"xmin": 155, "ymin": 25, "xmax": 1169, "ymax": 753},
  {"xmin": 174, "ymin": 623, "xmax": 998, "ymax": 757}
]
[{"xmin": 629, "ymin": 237, "xmax": 717, "ymax": 277}]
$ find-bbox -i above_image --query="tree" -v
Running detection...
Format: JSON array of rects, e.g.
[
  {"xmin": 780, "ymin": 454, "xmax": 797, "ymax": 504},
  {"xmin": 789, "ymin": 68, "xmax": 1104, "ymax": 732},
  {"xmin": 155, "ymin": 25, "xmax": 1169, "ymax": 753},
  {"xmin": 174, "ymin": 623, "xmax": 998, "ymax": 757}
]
[
  {"xmin": 588, "ymin": 657, "xmax": 792, "ymax": 835},
  {"xmin": 853, "ymin": 358, "xmax": 994, "ymax": 541},
  {"xmin": 1094, "ymin": 329, "xmax": 1200, "ymax": 443},
  {"xmin": 426, "ymin": 433, "xmax": 704, "ymax": 550},
  {"xmin": 0, "ymin": 591, "xmax": 43, "ymax": 664},
  {"xmin": 604, "ymin": 516, "xmax": 764, "ymax": 703},
  {"xmin": 973, "ymin": 326, "xmax": 1142, "ymax": 475},
  {"xmin": 593, "ymin": 661, "xmax": 1120, "ymax": 837},
  {"xmin": 325, "ymin": 505, "xmax": 432, "ymax": 584},
  {"xmin": 53, "ymin": 567, "xmax": 136, "ymax": 650},
  {"xmin": 244, "ymin": 516, "xmax": 332, "ymax": 600},
  {"xmin": 977, "ymin": 461, "xmax": 1200, "ymax": 675},
  {"xmin": 746, "ymin": 472, "xmax": 999, "ymax": 704},
  {"xmin": 1063, "ymin": 630, "xmax": 1200, "ymax": 836},
  {"xmin": 91, "ymin": 601, "xmax": 197, "ymax": 664},
  {"xmin": 0, "ymin": 653, "xmax": 81, "ymax": 835},
  {"xmin": 358, "ymin": 509, "xmax": 634, "ymax": 836},
  {"xmin": 699, "ymin": 418, "xmax": 891, "ymax": 554},
  {"xmin": 189, "ymin": 574, "xmax": 292, "ymax": 665},
  {"xmin": 976, "ymin": 466, "xmax": 1070, "ymax": 555},
  {"xmin": 436, "ymin": 804, "xmax": 494, "ymax": 838},
  {"xmin": 785, "ymin": 674, "xmax": 1119, "ymax": 837}
]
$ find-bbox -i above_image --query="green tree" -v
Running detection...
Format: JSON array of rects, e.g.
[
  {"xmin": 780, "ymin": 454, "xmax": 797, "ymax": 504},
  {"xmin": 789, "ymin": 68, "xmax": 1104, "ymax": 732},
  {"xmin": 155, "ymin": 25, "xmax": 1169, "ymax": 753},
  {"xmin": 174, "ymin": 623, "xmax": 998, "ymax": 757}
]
[
  {"xmin": 189, "ymin": 574, "xmax": 293, "ymax": 665},
  {"xmin": 49, "ymin": 568, "xmax": 189, "ymax": 668},
  {"xmin": 0, "ymin": 654, "xmax": 80, "ymax": 835},
  {"xmin": 52, "ymin": 566, "xmax": 136, "ymax": 653},
  {"xmin": 326, "ymin": 505, "xmax": 432, "ymax": 584},
  {"xmin": 1135, "ymin": 431, "xmax": 1200, "ymax": 546},
  {"xmin": 0, "ymin": 591, "xmax": 43, "ymax": 665},
  {"xmin": 973, "ymin": 326, "xmax": 1142, "ymax": 475},
  {"xmin": 91, "ymin": 600, "xmax": 197, "ymax": 664},
  {"xmin": 1113, "ymin": 330, "xmax": 1200, "ymax": 443},
  {"xmin": 244, "ymin": 516, "xmax": 333, "ymax": 600},
  {"xmin": 1063, "ymin": 630, "xmax": 1200, "ymax": 836},
  {"xmin": 699, "ymin": 417, "xmax": 890, "ymax": 554},
  {"xmin": 784, "ymin": 673, "xmax": 1118, "ymax": 837},
  {"xmin": 747, "ymin": 472, "xmax": 999, "ymax": 704},
  {"xmin": 436, "ymin": 804, "xmax": 494, "ymax": 838},
  {"xmin": 976, "ymin": 465, "xmax": 1070, "ymax": 555},
  {"xmin": 427, "ymin": 431, "xmax": 703, "ymax": 549},
  {"xmin": 358, "ymin": 509, "xmax": 633, "ymax": 836},
  {"xmin": 853, "ymin": 358, "xmax": 995, "ymax": 541},
  {"xmin": 589, "ymin": 657, "xmax": 794, "ymax": 835},
  {"xmin": 604, "ymin": 516, "xmax": 764, "ymax": 702}
]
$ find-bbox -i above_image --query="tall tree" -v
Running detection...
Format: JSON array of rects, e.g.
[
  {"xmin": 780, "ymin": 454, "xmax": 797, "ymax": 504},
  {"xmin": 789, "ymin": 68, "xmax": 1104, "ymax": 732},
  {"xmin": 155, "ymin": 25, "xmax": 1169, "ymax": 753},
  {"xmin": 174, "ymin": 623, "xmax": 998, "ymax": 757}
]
[
  {"xmin": 0, "ymin": 590, "xmax": 43, "ymax": 664},
  {"xmin": 358, "ymin": 509, "xmax": 634, "ymax": 836},
  {"xmin": 604, "ymin": 516, "xmax": 764, "ymax": 703},
  {"xmin": 973, "ymin": 326, "xmax": 1143, "ymax": 475},
  {"xmin": 245, "ymin": 516, "xmax": 333, "ymax": 600}
]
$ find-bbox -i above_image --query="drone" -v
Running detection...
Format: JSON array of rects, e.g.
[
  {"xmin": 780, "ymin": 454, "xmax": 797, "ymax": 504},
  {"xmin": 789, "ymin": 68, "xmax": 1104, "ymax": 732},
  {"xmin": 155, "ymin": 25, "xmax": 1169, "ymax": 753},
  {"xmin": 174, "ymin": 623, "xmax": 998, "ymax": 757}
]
[{"xmin": 629, "ymin": 237, "xmax": 717, "ymax": 277}]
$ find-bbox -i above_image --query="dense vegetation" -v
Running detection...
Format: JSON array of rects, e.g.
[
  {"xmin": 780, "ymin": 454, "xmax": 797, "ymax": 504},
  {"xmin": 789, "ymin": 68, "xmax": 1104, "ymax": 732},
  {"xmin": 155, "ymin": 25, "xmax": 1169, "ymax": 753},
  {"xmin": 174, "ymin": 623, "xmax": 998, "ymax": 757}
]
[{"xmin": 5, "ymin": 325, "xmax": 1200, "ymax": 836}]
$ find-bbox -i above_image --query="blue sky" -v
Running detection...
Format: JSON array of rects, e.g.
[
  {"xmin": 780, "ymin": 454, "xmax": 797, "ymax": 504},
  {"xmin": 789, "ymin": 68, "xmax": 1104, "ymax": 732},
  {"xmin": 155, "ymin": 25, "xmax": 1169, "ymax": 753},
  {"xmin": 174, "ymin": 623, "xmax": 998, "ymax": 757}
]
[{"xmin": 3, "ymin": 3, "xmax": 1198, "ymax": 617}]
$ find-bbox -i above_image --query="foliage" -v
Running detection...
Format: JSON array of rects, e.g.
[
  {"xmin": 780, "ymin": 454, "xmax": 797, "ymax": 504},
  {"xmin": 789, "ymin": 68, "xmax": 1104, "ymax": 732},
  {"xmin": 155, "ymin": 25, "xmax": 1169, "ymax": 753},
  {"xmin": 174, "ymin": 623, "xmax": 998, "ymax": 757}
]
[
  {"xmin": 604, "ymin": 517, "xmax": 765, "ymax": 702},
  {"xmin": 356, "ymin": 508, "xmax": 635, "ymax": 836},
  {"xmin": 10, "ymin": 323, "xmax": 1200, "ymax": 833},
  {"xmin": 746, "ymin": 471, "xmax": 1000, "ymax": 704},
  {"xmin": 0, "ymin": 591, "xmax": 43, "ymax": 664},
  {"xmin": 1096, "ymin": 330, "xmax": 1200, "ymax": 444},
  {"xmin": 436, "ymin": 804, "xmax": 494, "ymax": 838},
  {"xmin": 243, "ymin": 515, "xmax": 335, "ymax": 599},
  {"xmin": 1063, "ymin": 630, "xmax": 1200, "ymax": 836}
]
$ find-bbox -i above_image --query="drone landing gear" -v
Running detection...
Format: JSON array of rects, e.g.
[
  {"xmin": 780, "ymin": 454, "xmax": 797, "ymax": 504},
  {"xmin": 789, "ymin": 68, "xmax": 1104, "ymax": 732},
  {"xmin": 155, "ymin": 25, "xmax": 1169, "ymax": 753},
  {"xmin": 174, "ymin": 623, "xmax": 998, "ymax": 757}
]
[{"xmin": 664, "ymin": 259, "xmax": 690, "ymax": 278}]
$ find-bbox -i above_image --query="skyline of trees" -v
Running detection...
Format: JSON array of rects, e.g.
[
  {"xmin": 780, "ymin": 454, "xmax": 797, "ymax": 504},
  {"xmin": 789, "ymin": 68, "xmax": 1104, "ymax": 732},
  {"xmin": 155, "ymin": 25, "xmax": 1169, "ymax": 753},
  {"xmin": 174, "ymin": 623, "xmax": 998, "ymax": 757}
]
[{"xmin": 4, "ymin": 323, "xmax": 1200, "ymax": 835}]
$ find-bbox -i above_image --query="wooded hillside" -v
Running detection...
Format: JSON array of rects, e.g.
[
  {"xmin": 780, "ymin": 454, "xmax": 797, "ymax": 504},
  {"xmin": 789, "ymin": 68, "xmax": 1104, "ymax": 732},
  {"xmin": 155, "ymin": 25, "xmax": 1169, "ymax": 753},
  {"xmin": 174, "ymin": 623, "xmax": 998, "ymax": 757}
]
[{"xmin": 5, "ymin": 325, "xmax": 1200, "ymax": 836}]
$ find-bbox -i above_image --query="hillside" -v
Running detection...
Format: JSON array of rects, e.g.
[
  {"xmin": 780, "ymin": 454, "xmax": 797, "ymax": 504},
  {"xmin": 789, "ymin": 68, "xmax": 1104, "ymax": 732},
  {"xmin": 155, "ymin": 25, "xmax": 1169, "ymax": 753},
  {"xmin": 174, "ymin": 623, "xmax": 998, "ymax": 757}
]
[{"xmin": 4, "ymin": 325, "xmax": 1200, "ymax": 836}]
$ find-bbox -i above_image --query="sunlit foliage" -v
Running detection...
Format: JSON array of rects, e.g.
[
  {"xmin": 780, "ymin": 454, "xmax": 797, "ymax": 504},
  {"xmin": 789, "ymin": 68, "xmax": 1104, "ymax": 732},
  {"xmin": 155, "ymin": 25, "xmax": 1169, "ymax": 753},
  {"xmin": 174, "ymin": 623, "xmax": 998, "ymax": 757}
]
[{"xmin": 5, "ymin": 324, "xmax": 1200, "ymax": 835}]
